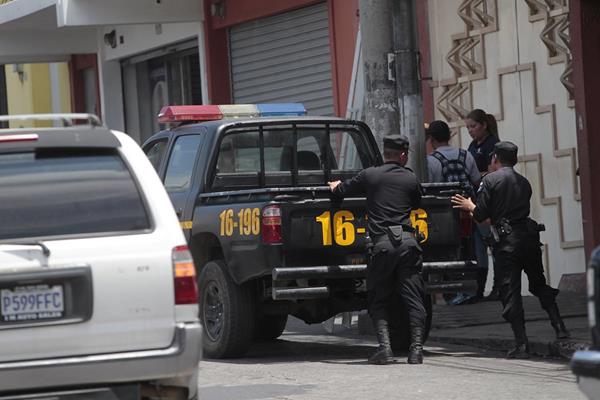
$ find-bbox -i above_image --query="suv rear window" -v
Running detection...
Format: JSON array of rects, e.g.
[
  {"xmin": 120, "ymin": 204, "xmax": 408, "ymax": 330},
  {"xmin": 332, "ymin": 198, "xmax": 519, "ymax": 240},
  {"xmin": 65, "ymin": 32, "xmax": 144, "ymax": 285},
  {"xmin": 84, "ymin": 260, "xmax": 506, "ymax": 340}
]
[{"xmin": 0, "ymin": 150, "xmax": 151, "ymax": 240}]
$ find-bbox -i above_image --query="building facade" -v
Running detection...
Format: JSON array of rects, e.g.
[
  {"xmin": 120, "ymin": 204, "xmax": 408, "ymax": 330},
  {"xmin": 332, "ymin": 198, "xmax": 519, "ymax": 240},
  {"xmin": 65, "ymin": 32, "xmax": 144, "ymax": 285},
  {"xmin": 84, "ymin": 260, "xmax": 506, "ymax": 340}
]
[
  {"xmin": 203, "ymin": 0, "xmax": 359, "ymax": 117},
  {"xmin": 422, "ymin": 0, "xmax": 583, "ymax": 287},
  {"xmin": 4, "ymin": 63, "xmax": 71, "ymax": 128}
]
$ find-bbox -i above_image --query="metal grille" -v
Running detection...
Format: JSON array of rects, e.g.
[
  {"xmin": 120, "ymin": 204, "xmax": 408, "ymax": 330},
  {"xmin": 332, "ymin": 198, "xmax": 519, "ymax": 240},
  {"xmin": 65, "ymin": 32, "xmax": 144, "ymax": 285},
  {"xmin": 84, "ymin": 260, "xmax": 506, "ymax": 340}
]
[{"xmin": 229, "ymin": 2, "xmax": 334, "ymax": 116}]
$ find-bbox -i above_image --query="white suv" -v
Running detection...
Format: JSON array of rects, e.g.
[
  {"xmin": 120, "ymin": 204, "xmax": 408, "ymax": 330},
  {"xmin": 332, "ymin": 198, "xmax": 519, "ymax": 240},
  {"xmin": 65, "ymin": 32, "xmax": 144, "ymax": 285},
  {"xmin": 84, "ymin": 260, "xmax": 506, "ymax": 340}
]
[{"xmin": 0, "ymin": 114, "xmax": 201, "ymax": 399}]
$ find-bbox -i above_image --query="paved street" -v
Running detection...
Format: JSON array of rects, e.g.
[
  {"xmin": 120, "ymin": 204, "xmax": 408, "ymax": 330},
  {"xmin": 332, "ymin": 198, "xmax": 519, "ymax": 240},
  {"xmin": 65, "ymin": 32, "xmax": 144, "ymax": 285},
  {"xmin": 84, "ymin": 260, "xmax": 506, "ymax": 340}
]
[{"xmin": 198, "ymin": 318, "xmax": 583, "ymax": 400}]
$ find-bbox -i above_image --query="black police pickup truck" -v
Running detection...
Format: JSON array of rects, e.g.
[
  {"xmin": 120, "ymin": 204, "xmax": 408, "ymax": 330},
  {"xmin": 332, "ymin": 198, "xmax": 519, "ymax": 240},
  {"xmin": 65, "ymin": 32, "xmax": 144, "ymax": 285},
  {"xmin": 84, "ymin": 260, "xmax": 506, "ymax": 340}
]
[
  {"xmin": 571, "ymin": 247, "xmax": 600, "ymax": 399},
  {"xmin": 143, "ymin": 103, "xmax": 477, "ymax": 358}
]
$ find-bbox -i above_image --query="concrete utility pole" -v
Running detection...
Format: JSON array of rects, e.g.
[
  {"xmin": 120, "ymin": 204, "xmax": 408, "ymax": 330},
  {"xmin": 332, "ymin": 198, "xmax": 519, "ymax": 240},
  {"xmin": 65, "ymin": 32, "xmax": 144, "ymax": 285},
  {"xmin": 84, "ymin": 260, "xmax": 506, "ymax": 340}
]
[
  {"xmin": 359, "ymin": 0, "xmax": 399, "ymax": 151},
  {"xmin": 392, "ymin": 0, "xmax": 425, "ymax": 180},
  {"xmin": 359, "ymin": 0, "xmax": 426, "ymax": 180}
]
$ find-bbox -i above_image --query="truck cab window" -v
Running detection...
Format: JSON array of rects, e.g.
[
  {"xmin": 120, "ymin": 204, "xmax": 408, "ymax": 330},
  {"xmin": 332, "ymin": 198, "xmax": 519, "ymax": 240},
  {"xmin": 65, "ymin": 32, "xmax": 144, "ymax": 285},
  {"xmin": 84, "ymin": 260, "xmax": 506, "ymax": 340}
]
[
  {"xmin": 329, "ymin": 130, "xmax": 367, "ymax": 170},
  {"xmin": 144, "ymin": 139, "xmax": 168, "ymax": 172},
  {"xmin": 217, "ymin": 132, "xmax": 260, "ymax": 173},
  {"xmin": 164, "ymin": 135, "xmax": 201, "ymax": 191}
]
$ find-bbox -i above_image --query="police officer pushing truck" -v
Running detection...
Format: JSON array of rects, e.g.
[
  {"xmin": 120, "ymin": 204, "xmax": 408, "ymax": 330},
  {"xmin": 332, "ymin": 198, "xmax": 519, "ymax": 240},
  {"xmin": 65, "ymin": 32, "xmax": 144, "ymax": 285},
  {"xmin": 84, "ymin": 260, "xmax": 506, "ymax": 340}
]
[
  {"xmin": 328, "ymin": 135, "xmax": 426, "ymax": 365},
  {"xmin": 452, "ymin": 141, "xmax": 570, "ymax": 359}
]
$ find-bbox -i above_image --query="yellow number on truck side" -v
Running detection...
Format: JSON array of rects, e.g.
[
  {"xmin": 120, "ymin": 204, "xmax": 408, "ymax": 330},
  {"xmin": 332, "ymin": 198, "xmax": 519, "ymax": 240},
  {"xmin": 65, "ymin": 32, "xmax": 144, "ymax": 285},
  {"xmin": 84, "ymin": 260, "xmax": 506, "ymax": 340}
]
[
  {"xmin": 315, "ymin": 210, "xmax": 356, "ymax": 246},
  {"xmin": 410, "ymin": 209, "xmax": 429, "ymax": 243},
  {"xmin": 219, "ymin": 208, "xmax": 261, "ymax": 237},
  {"xmin": 334, "ymin": 210, "xmax": 355, "ymax": 246}
]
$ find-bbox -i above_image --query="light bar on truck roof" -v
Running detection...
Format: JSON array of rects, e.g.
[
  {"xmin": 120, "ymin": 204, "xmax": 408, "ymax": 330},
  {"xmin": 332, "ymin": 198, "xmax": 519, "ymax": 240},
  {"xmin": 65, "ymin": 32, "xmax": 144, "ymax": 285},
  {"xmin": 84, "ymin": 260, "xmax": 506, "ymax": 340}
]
[{"xmin": 157, "ymin": 103, "xmax": 307, "ymax": 124}]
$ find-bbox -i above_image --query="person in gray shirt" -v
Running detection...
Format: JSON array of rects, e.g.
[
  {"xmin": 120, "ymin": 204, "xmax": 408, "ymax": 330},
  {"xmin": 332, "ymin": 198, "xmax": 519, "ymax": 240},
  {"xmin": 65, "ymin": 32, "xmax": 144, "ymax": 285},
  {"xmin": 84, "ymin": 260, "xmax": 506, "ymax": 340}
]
[
  {"xmin": 426, "ymin": 120, "xmax": 481, "ymax": 305},
  {"xmin": 426, "ymin": 120, "xmax": 480, "ymax": 186}
]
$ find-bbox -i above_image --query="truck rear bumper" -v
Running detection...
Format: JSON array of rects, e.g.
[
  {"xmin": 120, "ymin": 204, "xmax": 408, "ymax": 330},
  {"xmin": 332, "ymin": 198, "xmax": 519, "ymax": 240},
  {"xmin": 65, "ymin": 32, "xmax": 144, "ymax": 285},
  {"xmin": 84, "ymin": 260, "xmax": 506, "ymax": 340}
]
[
  {"xmin": 0, "ymin": 322, "xmax": 202, "ymax": 396},
  {"xmin": 272, "ymin": 261, "xmax": 478, "ymax": 300}
]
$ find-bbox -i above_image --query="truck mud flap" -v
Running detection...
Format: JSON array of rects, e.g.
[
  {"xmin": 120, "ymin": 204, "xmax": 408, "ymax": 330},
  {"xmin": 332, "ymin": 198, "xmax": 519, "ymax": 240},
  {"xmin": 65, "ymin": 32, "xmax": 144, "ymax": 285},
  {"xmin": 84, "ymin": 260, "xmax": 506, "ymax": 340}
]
[{"xmin": 271, "ymin": 261, "xmax": 478, "ymax": 299}]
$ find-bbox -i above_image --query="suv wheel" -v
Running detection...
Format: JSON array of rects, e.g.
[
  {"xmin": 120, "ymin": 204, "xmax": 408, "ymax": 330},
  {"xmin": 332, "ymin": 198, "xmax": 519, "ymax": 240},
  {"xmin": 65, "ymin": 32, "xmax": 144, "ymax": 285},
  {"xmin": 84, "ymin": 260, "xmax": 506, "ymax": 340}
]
[{"xmin": 199, "ymin": 260, "xmax": 255, "ymax": 358}]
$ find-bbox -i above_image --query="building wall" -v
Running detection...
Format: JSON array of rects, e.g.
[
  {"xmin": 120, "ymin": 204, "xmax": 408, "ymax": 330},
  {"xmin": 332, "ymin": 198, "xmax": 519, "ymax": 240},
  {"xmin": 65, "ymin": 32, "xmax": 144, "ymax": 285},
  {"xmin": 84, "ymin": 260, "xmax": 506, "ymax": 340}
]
[
  {"xmin": 4, "ymin": 63, "xmax": 72, "ymax": 128},
  {"xmin": 427, "ymin": 0, "xmax": 584, "ymax": 287}
]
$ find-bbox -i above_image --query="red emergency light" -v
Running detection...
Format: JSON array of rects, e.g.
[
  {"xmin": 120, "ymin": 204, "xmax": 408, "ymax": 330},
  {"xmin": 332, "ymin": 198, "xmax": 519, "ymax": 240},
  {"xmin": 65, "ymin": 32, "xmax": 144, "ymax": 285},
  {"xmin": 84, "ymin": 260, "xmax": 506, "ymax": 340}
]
[
  {"xmin": 158, "ymin": 105, "xmax": 222, "ymax": 123},
  {"xmin": 0, "ymin": 133, "xmax": 39, "ymax": 143}
]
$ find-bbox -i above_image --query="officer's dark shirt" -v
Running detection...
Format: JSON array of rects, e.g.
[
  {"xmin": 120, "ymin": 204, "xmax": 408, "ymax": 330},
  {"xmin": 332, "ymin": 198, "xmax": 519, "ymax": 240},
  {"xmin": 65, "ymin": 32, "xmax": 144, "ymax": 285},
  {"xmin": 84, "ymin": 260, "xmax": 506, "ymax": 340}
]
[
  {"xmin": 333, "ymin": 162, "xmax": 421, "ymax": 237},
  {"xmin": 468, "ymin": 134, "xmax": 499, "ymax": 173},
  {"xmin": 472, "ymin": 167, "xmax": 531, "ymax": 225}
]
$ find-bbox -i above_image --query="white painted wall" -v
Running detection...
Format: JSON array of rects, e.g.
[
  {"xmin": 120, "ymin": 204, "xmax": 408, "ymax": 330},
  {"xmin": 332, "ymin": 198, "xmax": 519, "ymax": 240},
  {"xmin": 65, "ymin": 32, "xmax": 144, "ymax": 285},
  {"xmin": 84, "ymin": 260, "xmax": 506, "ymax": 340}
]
[
  {"xmin": 102, "ymin": 22, "xmax": 202, "ymax": 61},
  {"xmin": 97, "ymin": 31, "xmax": 124, "ymax": 132},
  {"xmin": 56, "ymin": 0, "xmax": 202, "ymax": 27},
  {"xmin": 0, "ymin": 28, "xmax": 96, "ymax": 64}
]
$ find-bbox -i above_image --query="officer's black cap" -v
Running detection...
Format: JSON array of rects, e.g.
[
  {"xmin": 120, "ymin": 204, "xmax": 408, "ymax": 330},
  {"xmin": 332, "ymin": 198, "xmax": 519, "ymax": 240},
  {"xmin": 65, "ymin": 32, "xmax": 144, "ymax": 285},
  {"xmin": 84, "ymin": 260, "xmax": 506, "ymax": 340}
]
[
  {"xmin": 491, "ymin": 141, "xmax": 518, "ymax": 164},
  {"xmin": 491, "ymin": 141, "xmax": 518, "ymax": 158},
  {"xmin": 383, "ymin": 134, "xmax": 410, "ymax": 150},
  {"xmin": 425, "ymin": 120, "xmax": 450, "ymax": 140}
]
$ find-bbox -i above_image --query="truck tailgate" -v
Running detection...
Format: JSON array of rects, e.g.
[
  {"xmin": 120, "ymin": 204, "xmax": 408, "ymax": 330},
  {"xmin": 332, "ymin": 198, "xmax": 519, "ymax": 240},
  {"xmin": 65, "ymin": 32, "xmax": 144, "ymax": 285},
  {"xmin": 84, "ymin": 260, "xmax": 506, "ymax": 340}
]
[{"xmin": 281, "ymin": 197, "xmax": 368, "ymax": 252}]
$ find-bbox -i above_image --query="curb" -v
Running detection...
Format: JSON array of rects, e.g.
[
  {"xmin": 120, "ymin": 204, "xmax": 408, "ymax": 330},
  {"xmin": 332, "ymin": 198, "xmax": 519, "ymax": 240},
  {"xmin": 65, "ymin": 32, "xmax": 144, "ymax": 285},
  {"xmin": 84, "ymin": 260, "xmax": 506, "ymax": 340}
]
[{"xmin": 428, "ymin": 334, "xmax": 589, "ymax": 360}]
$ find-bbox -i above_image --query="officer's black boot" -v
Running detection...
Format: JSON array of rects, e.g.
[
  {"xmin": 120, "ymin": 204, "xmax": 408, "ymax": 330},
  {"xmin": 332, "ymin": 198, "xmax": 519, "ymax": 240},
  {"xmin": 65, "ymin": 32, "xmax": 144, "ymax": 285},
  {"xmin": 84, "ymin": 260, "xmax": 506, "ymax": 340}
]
[
  {"xmin": 507, "ymin": 319, "xmax": 530, "ymax": 359},
  {"xmin": 407, "ymin": 327, "xmax": 424, "ymax": 365},
  {"xmin": 368, "ymin": 320, "xmax": 394, "ymax": 365},
  {"xmin": 546, "ymin": 303, "xmax": 571, "ymax": 339}
]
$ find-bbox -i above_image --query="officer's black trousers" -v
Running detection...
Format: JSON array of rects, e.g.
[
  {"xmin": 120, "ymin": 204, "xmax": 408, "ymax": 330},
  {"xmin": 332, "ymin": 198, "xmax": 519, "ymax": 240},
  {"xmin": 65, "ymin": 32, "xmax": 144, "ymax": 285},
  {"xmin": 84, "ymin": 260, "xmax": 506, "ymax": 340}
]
[
  {"xmin": 367, "ymin": 236, "xmax": 426, "ymax": 331},
  {"xmin": 493, "ymin": 231, "xmax": 558, "ymax": 324}
]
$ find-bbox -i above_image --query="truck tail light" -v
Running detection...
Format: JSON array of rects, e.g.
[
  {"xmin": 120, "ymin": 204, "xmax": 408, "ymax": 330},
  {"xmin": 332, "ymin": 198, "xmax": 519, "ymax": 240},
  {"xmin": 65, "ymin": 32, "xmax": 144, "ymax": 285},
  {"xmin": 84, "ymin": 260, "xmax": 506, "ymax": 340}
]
[
  {"xmin": 262, "ymin": 205, "xmax": 282, "ymax": 244},
  {"xmin": 172, "ymin": 245, "xmax": 198, "ymax": 305},
  {"xmin": 459, "ymin": 211, "xmax": 472, "ymax": 238}
]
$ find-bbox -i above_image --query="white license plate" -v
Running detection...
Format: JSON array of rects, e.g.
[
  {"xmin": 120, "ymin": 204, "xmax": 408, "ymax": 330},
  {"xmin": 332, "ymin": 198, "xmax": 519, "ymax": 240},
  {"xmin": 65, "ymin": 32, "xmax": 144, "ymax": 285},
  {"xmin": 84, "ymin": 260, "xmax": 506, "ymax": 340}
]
[{"xmin": 1, "ymin": 284, "xmax": 64, "ymax": 322}]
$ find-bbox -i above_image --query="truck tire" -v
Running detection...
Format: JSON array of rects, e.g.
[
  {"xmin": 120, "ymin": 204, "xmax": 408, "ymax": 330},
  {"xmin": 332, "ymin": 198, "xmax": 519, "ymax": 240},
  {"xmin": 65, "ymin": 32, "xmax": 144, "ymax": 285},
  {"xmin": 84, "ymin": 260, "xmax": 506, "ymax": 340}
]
[
  {"xmin": 254, "ymin": 314, "xmax": 288, "ymax": 341},
  {"xmin": 389, "ymin": 293, "xmax": 433, "ymax": 353},
  {"xmin": 199, "ymin": 260, "xmax": 255, "ymax": 358}
]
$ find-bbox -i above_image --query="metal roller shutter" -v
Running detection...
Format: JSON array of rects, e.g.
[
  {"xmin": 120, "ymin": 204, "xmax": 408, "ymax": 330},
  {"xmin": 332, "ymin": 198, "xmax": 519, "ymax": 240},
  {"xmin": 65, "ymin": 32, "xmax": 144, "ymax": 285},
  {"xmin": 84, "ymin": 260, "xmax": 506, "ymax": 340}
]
[{"xmin": 229, "ymin": 2, "xmax": 334, "ymax": 116}]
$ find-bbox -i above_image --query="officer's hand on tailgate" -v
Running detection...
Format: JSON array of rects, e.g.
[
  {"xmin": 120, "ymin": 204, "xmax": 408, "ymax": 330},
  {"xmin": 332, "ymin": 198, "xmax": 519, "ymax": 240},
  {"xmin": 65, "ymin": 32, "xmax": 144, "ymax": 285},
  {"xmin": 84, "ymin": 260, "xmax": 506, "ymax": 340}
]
[
  {"xmin": 328, "ymin": 180, "xmax": 341, "ymax": 191},
  {"xmin": 451, "ymin": 194, "xmax": 476, "ymax": 213}
]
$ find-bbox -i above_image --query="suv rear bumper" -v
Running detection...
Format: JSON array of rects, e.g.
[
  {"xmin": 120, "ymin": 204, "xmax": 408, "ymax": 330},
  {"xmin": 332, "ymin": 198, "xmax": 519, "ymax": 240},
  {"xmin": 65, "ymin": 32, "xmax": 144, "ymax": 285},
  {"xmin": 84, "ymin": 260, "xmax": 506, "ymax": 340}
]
[
  {"xmin": 572, "ymin": 350, "xmax": 600, "ymax": 400},
  {"xmin": 0, "ymin": 322, "xmax": 202, "ymax": 395}
]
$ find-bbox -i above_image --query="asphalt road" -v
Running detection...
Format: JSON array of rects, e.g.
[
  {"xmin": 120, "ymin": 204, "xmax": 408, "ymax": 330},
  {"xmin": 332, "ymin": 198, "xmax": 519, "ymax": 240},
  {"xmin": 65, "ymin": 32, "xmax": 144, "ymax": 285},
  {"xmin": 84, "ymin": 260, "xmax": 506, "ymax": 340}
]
[{"xmin": 197, "ymin": 318, "xmax": 584, "ymax": 400}]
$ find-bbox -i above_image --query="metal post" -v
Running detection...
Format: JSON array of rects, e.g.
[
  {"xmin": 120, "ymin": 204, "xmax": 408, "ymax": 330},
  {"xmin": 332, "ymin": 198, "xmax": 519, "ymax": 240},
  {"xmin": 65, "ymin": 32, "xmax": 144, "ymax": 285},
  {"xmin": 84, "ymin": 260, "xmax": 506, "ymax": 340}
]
[
  {"xmin": 359, "ymin": 0, "xmax": 399, "ymax": 151},
  {"xmin": 392, "ymin": 0, "xmax": 426, "ymax": 180},
  {"xmin": 571, "ymin": 0, "xmax": 600, "ymax": 257}
]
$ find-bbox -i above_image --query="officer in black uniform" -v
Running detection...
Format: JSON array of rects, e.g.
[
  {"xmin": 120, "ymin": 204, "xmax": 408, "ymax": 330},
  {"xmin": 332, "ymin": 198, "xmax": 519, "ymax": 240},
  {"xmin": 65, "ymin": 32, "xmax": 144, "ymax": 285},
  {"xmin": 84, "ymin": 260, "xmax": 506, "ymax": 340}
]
[
  {"xmin": 452, "ymin": 141, "xmax": 570, "ymax": 359},
  {"xmin": 328, "ymin": 135, "xmax": 426, "ymax": 365}
]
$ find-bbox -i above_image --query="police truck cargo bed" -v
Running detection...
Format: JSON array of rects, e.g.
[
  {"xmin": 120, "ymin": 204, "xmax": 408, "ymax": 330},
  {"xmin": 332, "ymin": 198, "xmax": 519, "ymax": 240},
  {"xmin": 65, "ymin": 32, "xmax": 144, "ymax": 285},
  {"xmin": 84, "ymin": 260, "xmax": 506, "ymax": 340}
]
[{"xmin": 143, "ymin": 104, "xmax": 477, "ymax": 358}]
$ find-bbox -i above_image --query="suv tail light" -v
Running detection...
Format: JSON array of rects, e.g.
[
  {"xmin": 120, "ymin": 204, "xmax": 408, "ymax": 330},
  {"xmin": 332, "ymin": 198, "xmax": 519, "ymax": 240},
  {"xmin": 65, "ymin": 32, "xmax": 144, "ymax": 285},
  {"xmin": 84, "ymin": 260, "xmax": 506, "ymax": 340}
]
[
  {"xmin": 172, "ymin": 245, "xmax": 198, "ymax": 304},
  {"xmin": 262, "ymin": 205, "xmax": 282, "ymax": 244},
  {"xmin": 459, "ymin": 210, "xmax": 472, "ymax": 238}
]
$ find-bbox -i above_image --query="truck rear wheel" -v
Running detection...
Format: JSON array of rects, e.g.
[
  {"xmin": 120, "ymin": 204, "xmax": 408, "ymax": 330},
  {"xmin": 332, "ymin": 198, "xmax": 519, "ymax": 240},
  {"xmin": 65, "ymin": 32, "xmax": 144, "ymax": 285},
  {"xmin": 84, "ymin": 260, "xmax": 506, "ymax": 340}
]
[
  {"xmin": 254, "ymin": 314, "xmax": 288, "ymax": 341},
  {"xmin": 389, "ymin": 294, "xmax": 433, "ymax": 353},
  {"xmin": 199, "ymin": 260, "xmax": 255, "ymax": 358}
]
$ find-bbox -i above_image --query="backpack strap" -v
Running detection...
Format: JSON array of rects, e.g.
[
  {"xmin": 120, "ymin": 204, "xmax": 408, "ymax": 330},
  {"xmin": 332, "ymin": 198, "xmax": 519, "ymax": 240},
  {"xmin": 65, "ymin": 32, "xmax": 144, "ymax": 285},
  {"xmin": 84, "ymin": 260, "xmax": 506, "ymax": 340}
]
[
  {"xmin": 431, "ymin": 151, "xmax": 448, "ymax": 167},
  {"xmin": 457, "ymin": 149, "xmax": 467, "ymax": 165}
]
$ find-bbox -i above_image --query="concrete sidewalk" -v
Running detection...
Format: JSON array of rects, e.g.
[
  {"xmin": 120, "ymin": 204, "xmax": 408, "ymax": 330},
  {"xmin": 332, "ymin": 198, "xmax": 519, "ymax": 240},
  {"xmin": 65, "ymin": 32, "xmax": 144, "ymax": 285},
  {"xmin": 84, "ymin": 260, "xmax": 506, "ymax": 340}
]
[{"xmin": 429, "ymin": 293, "xmax": 591, "ymax": 359}]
